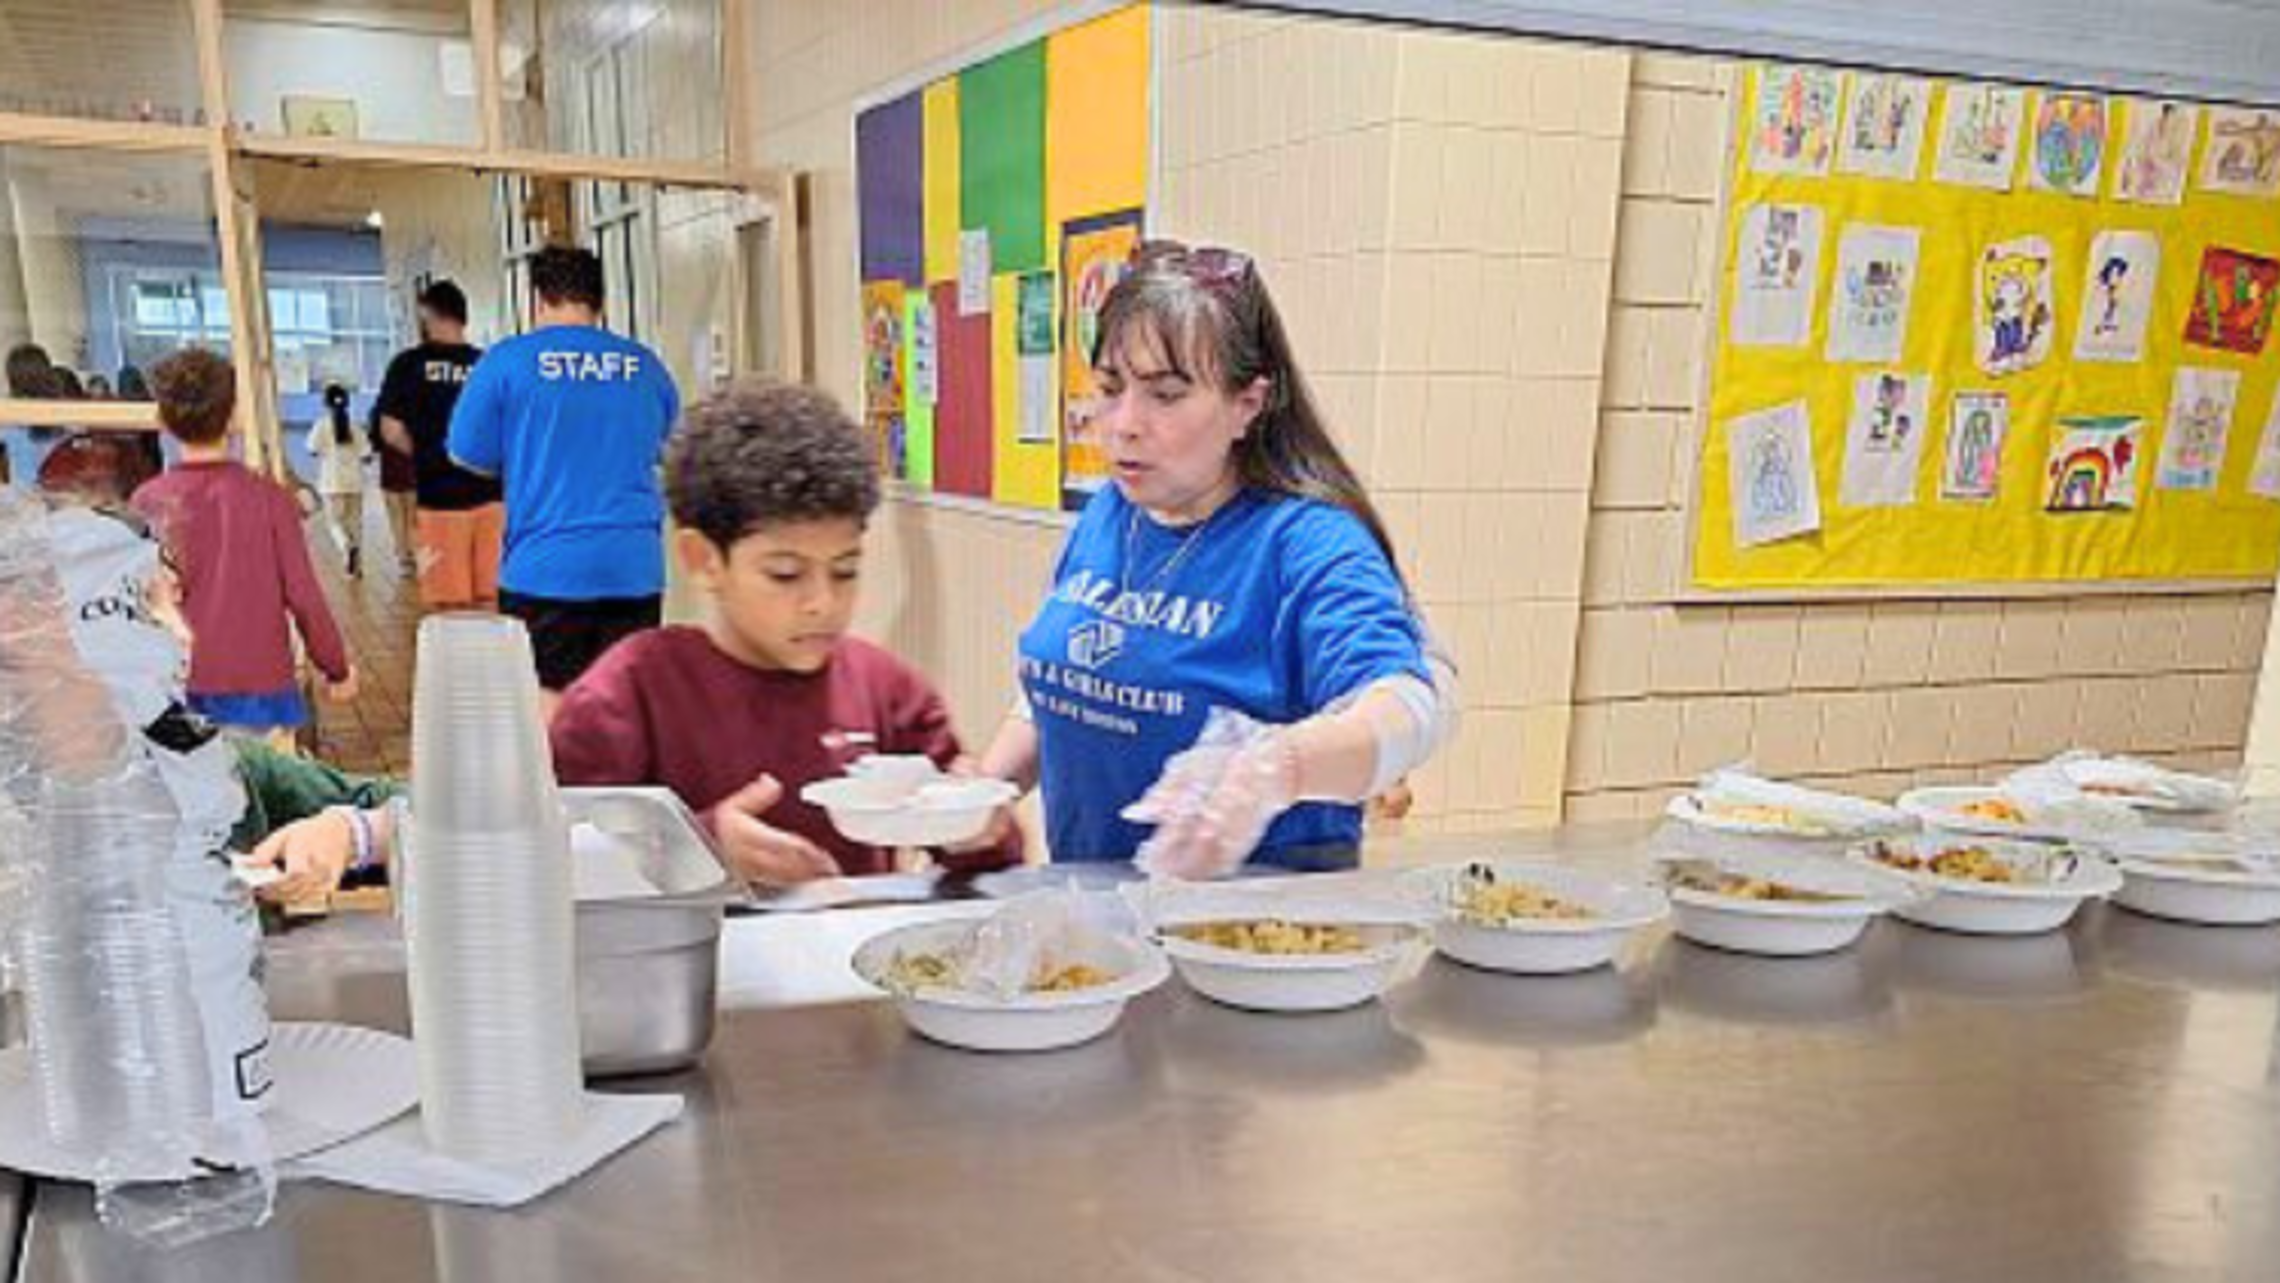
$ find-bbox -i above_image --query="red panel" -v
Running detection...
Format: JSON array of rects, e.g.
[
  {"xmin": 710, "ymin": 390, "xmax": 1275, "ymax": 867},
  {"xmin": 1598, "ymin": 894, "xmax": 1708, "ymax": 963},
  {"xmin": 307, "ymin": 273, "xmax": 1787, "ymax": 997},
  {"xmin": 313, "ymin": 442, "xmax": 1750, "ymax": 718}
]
[{"xmin": 932, "ymin": 281, "xmax": 993, "ymax": 498}]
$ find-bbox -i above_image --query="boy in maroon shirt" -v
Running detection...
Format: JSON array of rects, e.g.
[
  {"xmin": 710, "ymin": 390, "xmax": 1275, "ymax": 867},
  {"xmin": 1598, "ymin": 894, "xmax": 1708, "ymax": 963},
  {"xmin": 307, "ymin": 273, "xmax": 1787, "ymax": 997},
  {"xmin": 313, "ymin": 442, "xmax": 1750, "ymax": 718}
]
[
  {"xmin": 548, "ymin": 381, "xmax": 1019, "ymax": 884},
  {"xmin": 129, "ymin": 349, "xmax": 356, "ymax": 734}
]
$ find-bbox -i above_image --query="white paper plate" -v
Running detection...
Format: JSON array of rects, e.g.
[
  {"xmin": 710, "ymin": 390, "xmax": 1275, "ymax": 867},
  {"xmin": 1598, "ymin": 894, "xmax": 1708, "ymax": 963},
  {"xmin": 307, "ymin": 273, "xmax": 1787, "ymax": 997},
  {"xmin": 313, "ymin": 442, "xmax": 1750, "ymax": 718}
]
[
  {"xmin": 1657, "ymin": 852, "xmax": 1908, "ymax": 957},
  {"xmin": 0, "ymin": 1021, "xmax": 419, "ymax": 1184},
  {"xmin": 2099, "ymin": 831, "xmax": 2280, "ymax": 926},
  {"xmin": 852, "ymin": 920, "xmax": 1170, "ymax": 1053},
  {"xmin": 1849, "ymin": 838, "xmax": 2121, "ymax": 935},
  {"xmin": 1404, "ymin": 862, "xmax": 1668, "ymax": 975},
  {"xmin": 751, "ymin": 872, "xmax": 943, "ymax": 914},
  {"xmin": 1158, "ymin": 923, "xmax": 1427, "ymax": 1012}
]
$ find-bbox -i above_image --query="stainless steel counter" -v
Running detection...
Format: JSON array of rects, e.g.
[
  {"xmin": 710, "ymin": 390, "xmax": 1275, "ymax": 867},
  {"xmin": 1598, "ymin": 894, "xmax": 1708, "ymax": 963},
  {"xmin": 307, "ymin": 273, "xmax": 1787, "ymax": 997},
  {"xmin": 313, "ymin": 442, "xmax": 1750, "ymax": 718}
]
[{"xmin": 18, "ymin": 831, "xmax": 2280, "ymax": 1282}]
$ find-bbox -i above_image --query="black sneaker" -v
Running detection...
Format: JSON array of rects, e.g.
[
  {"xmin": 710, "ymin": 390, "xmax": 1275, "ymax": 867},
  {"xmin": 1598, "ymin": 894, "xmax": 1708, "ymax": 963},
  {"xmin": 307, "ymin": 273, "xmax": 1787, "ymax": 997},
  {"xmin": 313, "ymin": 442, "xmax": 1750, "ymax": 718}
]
[{"xmin": 346, "ymin": 547, "xmax": 362, "ymax": 578}]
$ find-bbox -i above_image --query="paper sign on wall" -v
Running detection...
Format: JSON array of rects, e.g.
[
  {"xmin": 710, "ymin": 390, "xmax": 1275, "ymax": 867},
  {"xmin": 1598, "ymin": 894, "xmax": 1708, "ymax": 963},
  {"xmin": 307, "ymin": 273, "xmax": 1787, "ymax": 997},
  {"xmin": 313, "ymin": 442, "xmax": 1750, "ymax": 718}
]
[
  {"xmin": 1827, "ymin": 224, "xmax": 1920, "ymax": 363},
  {"xmin": 1728, "ymin": 400, "xmax": 1822, "ymax": 546},
  {"xmin": 1933, "ymin": 84, "xmax": 2027, "ymax": 190},
  {"xmin": 2074, "ymin": 230, "xmax": 2159, "ymax": 363},
  {"xmin": 909, "ymin": 295, "xmax": 940, "ymax": 404},
  {"xmin": 2157, "ymin": 367, "xmax": 2241, "ymax": 491},
  {"xmin": 1836, "ymin": 74, "xmax": 1930, "ymax": 180},
  {"xmin": 2045, "ymin": 416, "xmax": 2141, "ymax": 512},
  {"xmin": 2185, "ymin": 246, "xmax": 2280, "ymax": 356},
  {"xmin": 1731, "ymin": 203, "xmax": 1822, "ymax": 348},
  {"xmin": 2251, "ymin": 399, "xmax": 2280, "ymax": 500},
  {"xmin": 2025, "ymin": 92, "xmax": 2108, "ymax": 197},
  {"xmin": 958, "ymin": 229, "xmax": 993, "ymax": 315},
  {"xmin": 2200, "ymin": 107, "xmax": 2280, "ymax": 197},
  {"xmin": 1975, "ymin": 236, "xmax": 2056, "ymax": 377},
  {"xmin": 1841, "ymin": 371, "xmax": 1931, "ymax": 507},
  {"xmin": 1750, "ymin": 64, "xmax": 1843, "ymax": 177},
  {"xmin": 1941, "ymin": 391, "xmax": 2008, "ymax": 501},
  {"xmin": 2113, "ymin": 99, "xmax": 2198, "ymax": 205}
]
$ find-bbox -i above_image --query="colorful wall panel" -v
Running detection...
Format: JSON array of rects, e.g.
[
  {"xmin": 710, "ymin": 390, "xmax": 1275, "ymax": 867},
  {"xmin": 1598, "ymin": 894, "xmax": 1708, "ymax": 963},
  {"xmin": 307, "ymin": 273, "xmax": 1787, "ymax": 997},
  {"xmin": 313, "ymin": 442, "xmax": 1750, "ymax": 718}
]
[{"xmin": 855, "ymin": 4, "xmax": 1150, "ymax": 510}]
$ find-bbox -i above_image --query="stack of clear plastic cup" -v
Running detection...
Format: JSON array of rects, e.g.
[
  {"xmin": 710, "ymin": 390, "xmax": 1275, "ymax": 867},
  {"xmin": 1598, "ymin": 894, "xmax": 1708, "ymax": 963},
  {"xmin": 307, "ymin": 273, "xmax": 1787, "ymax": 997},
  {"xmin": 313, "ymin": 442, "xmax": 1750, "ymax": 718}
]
[
  {"xmin": 21, "ymin": 760, "xmax": 209, "ymax": 1174},
  {"xmin": 405, "ymin": 614, "xmax": 585, "ymax": 1165}
]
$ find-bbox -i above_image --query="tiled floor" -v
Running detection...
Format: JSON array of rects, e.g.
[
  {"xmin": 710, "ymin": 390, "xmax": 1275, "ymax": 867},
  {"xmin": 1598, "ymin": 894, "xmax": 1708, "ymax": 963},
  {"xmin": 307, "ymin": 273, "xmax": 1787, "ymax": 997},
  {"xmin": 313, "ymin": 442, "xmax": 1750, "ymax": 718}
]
[{"xmin": 303, "ymin": 501, "xmax": 419, "ymax": 779}]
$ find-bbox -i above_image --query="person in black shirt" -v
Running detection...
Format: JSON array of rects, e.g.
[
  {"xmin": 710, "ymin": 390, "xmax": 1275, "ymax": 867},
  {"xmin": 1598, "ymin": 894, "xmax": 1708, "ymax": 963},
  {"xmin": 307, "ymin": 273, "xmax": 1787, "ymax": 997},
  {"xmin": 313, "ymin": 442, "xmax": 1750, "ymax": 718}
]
[{"xmin": 375, "ymin": 280, "xmax": 499, "ymax": 609}]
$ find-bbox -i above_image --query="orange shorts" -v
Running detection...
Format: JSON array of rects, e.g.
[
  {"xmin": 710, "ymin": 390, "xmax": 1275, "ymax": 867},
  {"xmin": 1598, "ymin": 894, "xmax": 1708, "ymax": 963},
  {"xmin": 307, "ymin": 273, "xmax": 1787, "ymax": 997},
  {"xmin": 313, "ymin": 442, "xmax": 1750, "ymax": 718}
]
[{"xmin": 416, "ymin": 503, "xmax": 505, "ymax": 609}]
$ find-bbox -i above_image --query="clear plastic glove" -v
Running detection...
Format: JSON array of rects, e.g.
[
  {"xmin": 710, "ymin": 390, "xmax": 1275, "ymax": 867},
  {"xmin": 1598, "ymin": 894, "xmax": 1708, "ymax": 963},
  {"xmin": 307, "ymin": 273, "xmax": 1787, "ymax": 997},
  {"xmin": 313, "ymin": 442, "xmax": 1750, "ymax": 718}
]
[{"xmin": 1124, "ymin": 708, "xmax": 1298, "ymax": 881}]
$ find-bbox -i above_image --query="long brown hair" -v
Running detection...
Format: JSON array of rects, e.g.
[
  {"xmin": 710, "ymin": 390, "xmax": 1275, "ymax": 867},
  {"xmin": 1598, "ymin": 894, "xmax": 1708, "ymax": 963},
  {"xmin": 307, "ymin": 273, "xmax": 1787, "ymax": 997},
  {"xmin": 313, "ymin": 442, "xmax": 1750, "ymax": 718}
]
[{"xmin": 1091, "ymin": 241, "xmax": 1402, "ymax": 578}]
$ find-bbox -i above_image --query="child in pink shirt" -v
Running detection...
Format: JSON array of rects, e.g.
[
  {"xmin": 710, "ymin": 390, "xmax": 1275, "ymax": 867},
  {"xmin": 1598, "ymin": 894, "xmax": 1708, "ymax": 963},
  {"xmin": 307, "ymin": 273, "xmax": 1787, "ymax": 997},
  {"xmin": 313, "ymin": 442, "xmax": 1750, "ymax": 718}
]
[{"xmin": 130, "ymin": 349, "xmax": 356, "ymax": 733}]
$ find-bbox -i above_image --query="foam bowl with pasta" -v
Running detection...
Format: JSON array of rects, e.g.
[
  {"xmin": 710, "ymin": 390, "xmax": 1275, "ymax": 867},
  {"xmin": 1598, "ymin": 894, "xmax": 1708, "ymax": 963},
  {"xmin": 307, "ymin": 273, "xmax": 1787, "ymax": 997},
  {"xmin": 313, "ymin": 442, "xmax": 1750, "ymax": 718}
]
[
  {"xmin": 1154, "ymin": 918, "xmax": 1427, "ymax": 1013},
  {"xmin": 852, "ymin": 919, "xmax": 1170, "ymax": 1052},
  {"xmin": 1850, "ymin": 835, "xmax": 2122, "ymax": 936},
  {"xmin": 1405, "ymin": 861, "xmax": 1668, "ymax": 975},
  {"xmin": 1655, "ymin": 850, "xmax": 1909, "ymax": 957}
]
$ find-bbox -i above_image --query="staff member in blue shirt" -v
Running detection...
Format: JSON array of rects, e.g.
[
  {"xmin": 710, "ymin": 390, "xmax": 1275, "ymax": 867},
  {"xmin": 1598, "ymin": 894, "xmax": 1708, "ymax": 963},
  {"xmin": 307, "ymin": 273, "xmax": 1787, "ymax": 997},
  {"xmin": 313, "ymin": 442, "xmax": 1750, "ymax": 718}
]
[
  {"xmin": 978, "ymin": 241, "xmax": 1450, "ymax": 878},
  {"xmin": 448, "ymin": 246, "xmax": 679, "ymax": 713}
]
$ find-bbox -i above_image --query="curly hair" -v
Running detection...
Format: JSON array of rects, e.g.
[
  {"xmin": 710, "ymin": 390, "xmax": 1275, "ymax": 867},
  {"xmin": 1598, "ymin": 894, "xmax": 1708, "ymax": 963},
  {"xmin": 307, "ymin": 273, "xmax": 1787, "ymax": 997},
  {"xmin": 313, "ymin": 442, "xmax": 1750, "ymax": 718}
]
[
  {"xmin": 148, "ymin": 348, "xmax": 237, "ymax": 445},
  {"xmin": 665, "ymin": 379, "xmax": 882, "ymax": 548}
]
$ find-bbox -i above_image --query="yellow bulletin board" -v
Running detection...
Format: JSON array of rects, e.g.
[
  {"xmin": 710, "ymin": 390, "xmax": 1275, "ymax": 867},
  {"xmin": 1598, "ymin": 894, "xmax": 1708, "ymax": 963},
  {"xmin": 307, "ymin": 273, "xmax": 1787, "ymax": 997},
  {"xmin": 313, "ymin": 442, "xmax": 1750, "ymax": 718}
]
[{"xmin": 1693, "ymin": 66, "xmax": 2280, "ymax": 591}]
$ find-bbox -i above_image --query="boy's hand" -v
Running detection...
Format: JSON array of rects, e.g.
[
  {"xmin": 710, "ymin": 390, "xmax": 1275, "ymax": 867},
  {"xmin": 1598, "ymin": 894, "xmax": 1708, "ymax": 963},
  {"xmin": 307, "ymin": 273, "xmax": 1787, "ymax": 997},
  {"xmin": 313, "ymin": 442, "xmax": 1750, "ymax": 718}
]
[
  {"xmin": 246, "ymin": 812, "xmax": 353, "ymax": 902},
  {"xmin": 323, "ymin": 665, "xmax": 361, "ymax": 704},
  {"xmin": 713, "ymin": 773, "xmax": 837, "ymax": 886}
]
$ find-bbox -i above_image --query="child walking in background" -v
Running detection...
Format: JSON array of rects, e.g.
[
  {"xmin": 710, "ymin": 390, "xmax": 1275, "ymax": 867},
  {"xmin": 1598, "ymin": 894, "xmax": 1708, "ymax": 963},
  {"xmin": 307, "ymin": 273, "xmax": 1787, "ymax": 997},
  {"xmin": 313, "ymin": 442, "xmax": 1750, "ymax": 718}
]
[
  {"xmin": 131, "ymin": 349, "xmax": 357, "ymax": 739},
  {"xmin": 307, "ymin": 383, "xmax": 373, "ymax": 577}
]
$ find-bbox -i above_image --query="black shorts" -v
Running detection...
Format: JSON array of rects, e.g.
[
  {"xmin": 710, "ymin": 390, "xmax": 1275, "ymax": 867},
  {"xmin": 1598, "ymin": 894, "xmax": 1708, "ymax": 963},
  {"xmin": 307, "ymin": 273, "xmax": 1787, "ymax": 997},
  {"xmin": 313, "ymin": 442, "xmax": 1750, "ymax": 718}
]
[{"xmin": 498, "ymin": 590, "xmax": 662, "ymax": 691}]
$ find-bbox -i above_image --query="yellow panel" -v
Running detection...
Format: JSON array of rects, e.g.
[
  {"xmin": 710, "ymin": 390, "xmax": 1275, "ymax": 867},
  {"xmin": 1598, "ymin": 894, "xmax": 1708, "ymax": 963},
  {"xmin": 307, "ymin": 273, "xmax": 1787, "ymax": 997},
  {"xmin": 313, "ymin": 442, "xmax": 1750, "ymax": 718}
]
[
  {"xmin": 923, "ymin": 80, "xmax": 962, "ymax": 285},
  {"xmin": 1045, "ymin": 4, "xmax": 1150, "ymax": 231},
  {"xmin": 992, "ymin": 273, "xmax": 1062, "ymax": 509},
  {"xmin": 1695, "ymin": 71, "xmax": 2280, "ymax": 589}
]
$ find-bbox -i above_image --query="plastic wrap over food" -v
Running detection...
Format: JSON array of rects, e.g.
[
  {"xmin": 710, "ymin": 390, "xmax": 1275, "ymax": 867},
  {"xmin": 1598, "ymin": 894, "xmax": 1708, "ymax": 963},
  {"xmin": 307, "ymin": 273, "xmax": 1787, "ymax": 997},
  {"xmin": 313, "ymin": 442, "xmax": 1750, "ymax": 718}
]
[
  {"xmin": 1667, "ymin": 766, "xmax": 1914, "ymax": 839},
  {"xmin": 2015, "ymin": 751, "xmax": 2240, "ymax": 814},
  {"xmin": 2001, "ymin": 763, "xmax": 2151, "ymax": 837},
  {"xmin": 879, "ymin": 891, "xmax": 1142, "ymax": 1002}
]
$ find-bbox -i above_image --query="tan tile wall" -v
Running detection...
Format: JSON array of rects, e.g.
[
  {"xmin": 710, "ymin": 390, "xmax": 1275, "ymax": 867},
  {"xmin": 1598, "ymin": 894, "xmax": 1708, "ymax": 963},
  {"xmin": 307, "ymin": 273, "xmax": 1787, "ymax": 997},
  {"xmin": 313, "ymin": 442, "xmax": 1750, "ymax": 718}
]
[
  {"xmin": 1568, "ymin": 52, "xmax": 2273, "ymax": 824},
  {"xmin": 1158, "ymin": 15, "xmax": 1628, "ymax": 831}
]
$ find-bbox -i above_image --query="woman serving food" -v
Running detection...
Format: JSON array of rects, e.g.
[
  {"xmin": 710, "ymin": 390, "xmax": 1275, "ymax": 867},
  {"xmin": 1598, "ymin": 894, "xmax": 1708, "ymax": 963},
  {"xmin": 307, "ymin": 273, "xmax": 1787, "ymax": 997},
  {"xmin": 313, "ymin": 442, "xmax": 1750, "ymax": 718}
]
[{"xmin": 978, "ymin": 241, "xmax": 1449, "ymax": 878}]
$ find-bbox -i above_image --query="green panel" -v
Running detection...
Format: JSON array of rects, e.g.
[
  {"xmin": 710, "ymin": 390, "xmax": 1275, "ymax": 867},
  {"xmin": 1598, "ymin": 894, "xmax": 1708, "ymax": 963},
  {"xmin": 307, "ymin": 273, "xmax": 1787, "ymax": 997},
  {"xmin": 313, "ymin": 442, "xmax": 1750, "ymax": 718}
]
[{"xmin": 957, "ymin": 41, "xmax": 1048, "ymax": 275}]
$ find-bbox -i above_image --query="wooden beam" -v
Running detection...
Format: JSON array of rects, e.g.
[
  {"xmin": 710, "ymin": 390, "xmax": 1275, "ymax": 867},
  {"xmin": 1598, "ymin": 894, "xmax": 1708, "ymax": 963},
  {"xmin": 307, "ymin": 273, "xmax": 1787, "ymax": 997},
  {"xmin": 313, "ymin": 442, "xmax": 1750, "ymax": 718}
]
[
  {"xmin": 233, "ymin": 133, "xmax": 772, "ymax": 192},
  {"xmin": 774, "ymin": 169, "xmax": 808, "ymax": 383},
  {"xmin": 470, "ymin": 0, "xmax": 506, "ymax": 153},
  {"xmin": 0, "ymin": 113, "xmax": 209, "ymax": 155},
  {"xmin": 722, "ymin": 0, "xmax": 752, "ymax": 171},
  {"xmin": 0, "ymin": 400, "xmax": 163, "ymax": 431},
  {"xmin": 189, "ymin": 0, "xmax": 278, "ymax": 474}
]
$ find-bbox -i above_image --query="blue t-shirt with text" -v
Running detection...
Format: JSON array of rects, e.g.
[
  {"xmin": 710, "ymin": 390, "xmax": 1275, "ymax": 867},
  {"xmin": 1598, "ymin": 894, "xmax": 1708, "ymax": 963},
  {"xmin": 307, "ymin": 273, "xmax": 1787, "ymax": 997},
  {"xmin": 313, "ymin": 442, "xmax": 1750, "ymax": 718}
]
[
  {"xmin": 1018, "ymin": 486, "xmax": 1428, "ymax": 867},
  {"xmin": 447, "ymin": 324, "xmax": 680, "ymax": 599}
]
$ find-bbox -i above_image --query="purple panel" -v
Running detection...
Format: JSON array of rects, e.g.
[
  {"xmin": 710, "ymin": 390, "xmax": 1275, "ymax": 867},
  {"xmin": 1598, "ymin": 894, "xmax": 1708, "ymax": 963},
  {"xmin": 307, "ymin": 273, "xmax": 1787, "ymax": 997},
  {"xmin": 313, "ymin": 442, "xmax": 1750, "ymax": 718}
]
[{"xmin": 856, "ymin": 93, "xmax": 925, "ymax": 286}]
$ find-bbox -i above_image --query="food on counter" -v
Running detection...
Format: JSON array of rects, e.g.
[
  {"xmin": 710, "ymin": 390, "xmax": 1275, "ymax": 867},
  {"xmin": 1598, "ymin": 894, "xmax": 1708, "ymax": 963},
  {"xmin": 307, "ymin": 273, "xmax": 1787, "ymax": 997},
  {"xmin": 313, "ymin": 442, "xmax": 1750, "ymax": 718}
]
[
  {"xmin": 1664, "ymin": 865, "xmax": 1855, "ymax": 904},
  {"xmin": 1168, "ymin": 920, "xmax": 1369, "ymax": 955},
  {"xmin": 1449, "ymin": 863, "xmax": 1597, "ymax": 926},
  {"xmin": 1870, "ymin": 843, "xmax": 2019, "ymax": 885},
  {"xmin": 1032, "ymin": 963, "xmax": 1114, "ymax": 992},
  {"xmin": 1701, "ymin": 800, "xmax": 1830, "ymax": 836},
  {"xmin": 1960, "ymin": 797, "xmax": 2028, "ymax": 825},
  {"xmin": 881, "ymin": 951, "xmax": 1115, "ymax": 996}
]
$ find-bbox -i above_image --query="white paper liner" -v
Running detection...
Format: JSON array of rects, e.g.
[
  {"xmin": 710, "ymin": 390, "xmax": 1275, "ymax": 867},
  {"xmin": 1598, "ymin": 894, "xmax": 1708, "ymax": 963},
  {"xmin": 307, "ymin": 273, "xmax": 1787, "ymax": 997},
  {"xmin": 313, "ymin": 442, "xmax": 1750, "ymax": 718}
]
[{"xmin": 286, "ymin": 1092, "xmax": 682, "ymax": 1208}]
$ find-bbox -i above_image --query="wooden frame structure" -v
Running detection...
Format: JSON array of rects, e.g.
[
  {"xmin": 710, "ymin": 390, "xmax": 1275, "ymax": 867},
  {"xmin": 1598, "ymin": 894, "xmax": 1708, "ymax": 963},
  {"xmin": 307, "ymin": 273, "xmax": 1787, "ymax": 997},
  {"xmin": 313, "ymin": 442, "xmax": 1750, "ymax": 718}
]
[{"xmin": 0, "ymin": 0, "xmax": 798, "ymax": 474}]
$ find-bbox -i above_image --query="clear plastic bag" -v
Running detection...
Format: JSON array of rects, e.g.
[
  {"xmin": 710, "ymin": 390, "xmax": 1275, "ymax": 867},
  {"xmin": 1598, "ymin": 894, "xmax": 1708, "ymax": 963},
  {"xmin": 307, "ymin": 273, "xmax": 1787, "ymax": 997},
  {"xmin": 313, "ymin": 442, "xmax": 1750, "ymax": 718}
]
[{"xmin": 927, "ymin": 890, "xmax": 1141, "ymax": 1001}]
